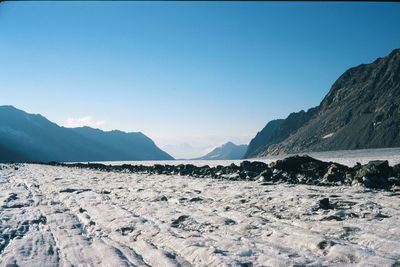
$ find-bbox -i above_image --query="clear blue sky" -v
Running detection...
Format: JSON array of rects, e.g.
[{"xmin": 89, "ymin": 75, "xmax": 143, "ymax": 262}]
[{"xmin": 1, "ymin": 2, "xmax": 399, "ymax": 158}]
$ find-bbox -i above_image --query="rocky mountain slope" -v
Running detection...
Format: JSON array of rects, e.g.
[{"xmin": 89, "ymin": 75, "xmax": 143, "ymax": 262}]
[
  {"xmin": 196, "ymin": 142, "xmax": 248, "ymax": 160},
  {"xmin": 246, "ymin": 48, "xmax": 400, "ymax": 158},
  {"xmin": 0, "ymin": 106, "xmax": 173, "ymax": 162}
]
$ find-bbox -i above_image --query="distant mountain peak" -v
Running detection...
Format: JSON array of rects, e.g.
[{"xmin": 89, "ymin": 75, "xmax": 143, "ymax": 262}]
[{"xmin": 196, "ymin": 141, "xmax": 248, "ymax": 160}]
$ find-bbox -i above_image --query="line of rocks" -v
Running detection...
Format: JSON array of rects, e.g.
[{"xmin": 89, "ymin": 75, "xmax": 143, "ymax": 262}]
[{"xmin": 44, "ymin": 155, "xmax": 400, "ymax": 190}]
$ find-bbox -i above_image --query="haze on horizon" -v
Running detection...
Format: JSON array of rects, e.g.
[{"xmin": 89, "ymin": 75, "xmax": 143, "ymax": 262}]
[{"xmin": 1, "ymin": 2, "xmax": 399, "ymax": 158}]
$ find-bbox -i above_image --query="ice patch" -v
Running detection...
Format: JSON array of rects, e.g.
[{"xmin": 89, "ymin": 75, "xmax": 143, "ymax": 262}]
[{"xmin": 322, "ymin": 133, "xmax": 334, "ymax": 139}]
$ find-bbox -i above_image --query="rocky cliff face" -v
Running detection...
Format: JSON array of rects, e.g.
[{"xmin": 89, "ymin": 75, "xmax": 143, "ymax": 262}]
[{"xmin": 246, "ymin": 48, "xmax": 400, "ymax": 158}]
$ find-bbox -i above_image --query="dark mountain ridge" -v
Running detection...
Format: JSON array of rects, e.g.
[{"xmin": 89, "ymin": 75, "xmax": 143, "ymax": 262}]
[
  {"xmin": 0, "ymin": 106, "xmax": 173, "ymax": 162},
  {"xmin": 245, "ymin": 48, "xmax": 400, "ymax": 158}
]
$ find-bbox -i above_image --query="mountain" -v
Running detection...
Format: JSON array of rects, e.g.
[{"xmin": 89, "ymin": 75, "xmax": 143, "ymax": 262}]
[
  {"xmin": 196, "ymin": 142, "xmax": 248, "ymax": 160},
  {"xmin": 0, "ymin": 106, "xmax": 173, "ymax": 162},
  {"xmin": 245, "ymin": 48, "xmax": 400, "ymax": 158}
]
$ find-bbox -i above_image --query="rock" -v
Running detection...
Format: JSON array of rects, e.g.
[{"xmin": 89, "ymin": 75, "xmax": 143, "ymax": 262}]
[
  {"xmin": 319, "ymin": 198, "xmax": 332, "ymax": 210},
  {"xmin": 393, "ymin": 163, "xmax": 400, "ymax": 178},
  {"xmin": 256, "ymin": 169, "xmax": 273, "ymax": 182},
  {"xmin": 221, "ymin": 173, "xmax": 241, "ymax": 180},
  {"xmin": 116, "ymin": 226, "xmax": 134, "ymax": 236},
  {"xmin": 240, "ymin": 161, "xmax": 269, "ymax": 174},
  {"xmin": 320, "ymin": 215, "xmax": 343, "ymax": 221},
  {"xmin": 171, "ymin": 215, "xmax": 190, "ymax": 228},
  {"xmin": 224, "ymin": 218, "xmax": 237, "ymax": 225},
  {"xmin": 178, "ymin": 164, "xmax": 197, "ymax": 176},
  {"xmin": 356, "ymin": 160, "xmax": 391, "ymax": 177},
  {"xmin": 362, "ymin": 176, "xmax": 390, "ymax": 189},
  {"xmin": 388, "ymin": 177, "xmax": 400, "ymax": 186},
  {"xmin": 237, "ymin": 248, "xmax": 253, "ymax": 257},
  {"xmin": 355, "ymin": 160, "xmax": 392, "ymax": 189},
  {"xmin": 51, "ymin": 157, "xmax": 397, "ymax": 190},
  {"xmin": 60, "ymin": 188, "xmax": 91, "ymax": 194},
  {"xmin": 189, "ymin": 197, "xmax": 203, "ymax": 202},
  {"xmin": 322, "ymin": 163, "xmax": 348, "ymax": 184},
  {"xmin": 317, "ymin": 240, "xmax": 335, "ymax": 250},
  {"xmin": 153, "ymin": 164, "xmax": 165, "ymax": 174},
  {"xmin": 244, "ymin": 171, "xmax": 259, "ymax": 179},
  {"xmin": 238, "ymin": 171, "xmax": 247, "ymax": 180},
  {"xmin": 155, "ymin": 195, "xmax": 168, "ymax": 201},
  {"xmin": 270, "ymin": 155, "xmax": 329, "ymax": 173}
]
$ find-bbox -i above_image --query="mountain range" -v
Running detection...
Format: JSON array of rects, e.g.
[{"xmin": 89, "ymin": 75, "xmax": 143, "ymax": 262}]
[
  {"xmin": 2, "ymin": 49, "xmax": 399, "ymax": 162},
  {"xmin": 195, "ymin": 142, "xmax": 248, "ymax": 160},
  {"xmin": 245, "ymin": 48, "xmax": 400, "ymax": 158},
  {"xmin": 0, "ymin": 106, "xmax": 173, "ymax": 163}
]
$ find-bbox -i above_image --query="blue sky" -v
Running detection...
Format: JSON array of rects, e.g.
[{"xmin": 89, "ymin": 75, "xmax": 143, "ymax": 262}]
[{"xmin": 1, "ymin": 2, "xmax": 399, "ymax": 158}]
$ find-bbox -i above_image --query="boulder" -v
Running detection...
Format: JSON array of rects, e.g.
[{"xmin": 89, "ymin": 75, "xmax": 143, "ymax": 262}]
[
  {"xmin": 239, "ymin": 161, "xmax": 269, "ymax": 174},
  {"xmin": 321, "ymin": 163, "xmax": 348, "ymax": 184},
  {"xmin": 318, "ymin": 198, "xmax": 332, "ymax": 210},
  {"xmin": 392, "ymin": 163, "xmax": 400, "ymax": 178},
  {"xmin": 271, "ymin": 155, "xmax": 329, "ymax": 174},
  {"xmin": 355, "ymin": 160, "xmax": 392, "ymax": 189},
  {"xmin": 255, "ymin": 169, "xmax": 273, "ymax": 182}
]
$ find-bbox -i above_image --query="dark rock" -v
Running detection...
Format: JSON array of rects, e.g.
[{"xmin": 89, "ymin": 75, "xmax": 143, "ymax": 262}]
[
  {"xmin": 388, "ymin": 177, "xmax": 400, "ymax": 186},
  {"xmin": 116, "ymin": 226, "xmax": 134, "ymax": 236},
  {"xmin": 271, "ymin": 155, "xmax": 329, "ymax": 173},
  {"xmin": 256, "ymin": 169, "xmax": 273, "ymax": 182},
  {"xmin": 320, "ymin": 215, "xmax": 343, "ymax": 221},
  {"xmin": 322, "ymin": 163, "xmax": 348, "ymax": 184},
  {"xmin": 224, "ymin": 218, "xmax": 237, "ymax": 225},
  {"xmin": 240, "ymin": 161, "xmax": 269, "ymax": 174},
  {"xmin": 318, "ymin": 198, "xmax": 332, "ymax": 210},
  {"xmin": 6, "ymin": 193, "xmax": 18, "ymax": 202},
  {"xmin": 317, "ymin": 240, "xmax": 335, "ymax": 250},
  {"xmin": 60, "ymin": 188, "xmax": 91, "ymax": 194},
  {"xmin": 355, "ymin": 160, "xmax": 392, "ymax": 189},
  {"xmin": 392, "ymin": 163, "xmax": 400, "ymax": 178},
  {"xmin": 171, "ymin": 215, "xmax": 190, "ymax": 228},
  {"xmin": 356, "ymin": 160, "xmax": 391, "ymax": 177},
  {"xmin": 189, "ymin": 197, "xmax": 203, "ymax": 202},
  {"xmin": 244, "ymin": 171, "xmax": 258, "ymax": 179},
  {"xmin": 78, "ymin": 208, "xmax": 87, "ymax": 213},
  {"xmin": 238, "ymin": 171, "xmax": 247, "ymax": 180},
  {"xmin": 375, "ymin": 212, "xmax": 390, "ymax": 219}
]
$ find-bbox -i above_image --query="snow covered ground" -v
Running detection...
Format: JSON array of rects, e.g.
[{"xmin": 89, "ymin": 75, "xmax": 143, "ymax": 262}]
[
  {"xmin": 1, "ymin": 163, "xmax": 399, "ymax": 266},
  {"xmin": 93, "ymin": 147, "xmax": 400, "ymax": 167}
]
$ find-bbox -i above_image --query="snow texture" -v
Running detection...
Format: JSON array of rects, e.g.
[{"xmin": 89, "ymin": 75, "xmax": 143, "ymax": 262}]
[{"xmin": 0, "ymin": 162, "xmax": 399, "ymax": 266}]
